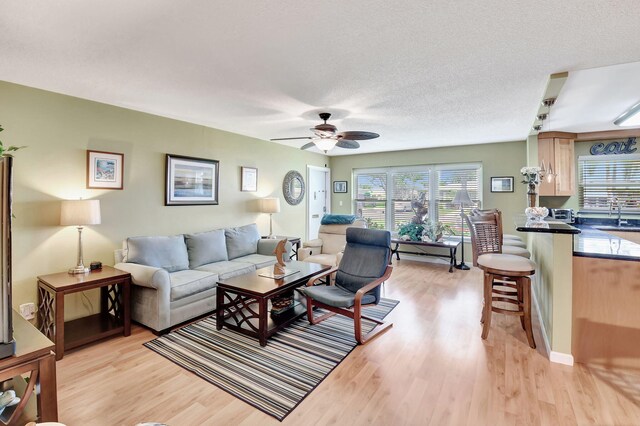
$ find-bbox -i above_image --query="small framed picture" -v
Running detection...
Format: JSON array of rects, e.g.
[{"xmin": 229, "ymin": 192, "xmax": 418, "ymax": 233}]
[
  {"xmin": 491, "ymin": 176, "xmax": 514, "ymax": 193},
  {"xmin": 166, "ymin": 154, "xmax": 219, "ymax": 206},
  {"xmin": 241, "ymin": 166, "xmax": 258, "ymax": 192},
  {"xmin": 87, "ymin": 150, "xmax": 124, "ymax": 189},
  {"xmin": 333, "ymin": 181, "xmax": 348, "ymax": 193}
]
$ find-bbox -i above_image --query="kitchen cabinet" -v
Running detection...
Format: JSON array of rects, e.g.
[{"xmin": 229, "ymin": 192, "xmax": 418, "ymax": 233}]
[{"xmin": 538, "ymin": 133, "xmax": 575, "ymax": 196}]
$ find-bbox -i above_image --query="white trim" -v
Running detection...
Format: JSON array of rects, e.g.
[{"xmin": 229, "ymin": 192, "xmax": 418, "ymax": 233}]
[
  {"xmin": 578, "ymin": 153, "xmax": 640, "ymax": 162},
  {"xmin": 550, "ymin": 351, "xmax": 574, "ymax": 366},
  {"xmin": 306, "ymin": 165, "xmax": 331, "ymax": 241},
  {"xmin": 531, "ymin": 285, "xmax": 574, "ymax": 366}
]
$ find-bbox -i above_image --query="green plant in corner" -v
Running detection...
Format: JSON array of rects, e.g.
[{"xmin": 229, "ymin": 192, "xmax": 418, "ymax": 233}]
[{"xmin": 0, "ymin": 124, "xmax": 26, "ymax": 157}]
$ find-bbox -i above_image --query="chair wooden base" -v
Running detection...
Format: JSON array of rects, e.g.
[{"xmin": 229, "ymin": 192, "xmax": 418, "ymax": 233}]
[
  {"xmin": 306, "ymin": 297, "xmax": 393, "ymax": 345},
  {"xmin": 480, "ymin": 266, "xmax": 536, "ymax": 349}
]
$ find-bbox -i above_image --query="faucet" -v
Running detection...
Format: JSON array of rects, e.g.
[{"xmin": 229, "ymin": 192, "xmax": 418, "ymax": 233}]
[{"xmin": 610, "ymin": 197, "xmax": 628, "ymax": 227}]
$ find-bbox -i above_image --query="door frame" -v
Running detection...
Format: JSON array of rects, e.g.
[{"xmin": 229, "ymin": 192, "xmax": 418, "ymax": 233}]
[{"xmin": 306, "ymin": 165, "xmax": 331, "ymax": 241}]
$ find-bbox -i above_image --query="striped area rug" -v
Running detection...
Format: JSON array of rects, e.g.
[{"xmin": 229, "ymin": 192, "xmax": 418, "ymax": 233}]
[{"xmin": 144, "ymin": 298, "xmax": 399, "ymax": 421}]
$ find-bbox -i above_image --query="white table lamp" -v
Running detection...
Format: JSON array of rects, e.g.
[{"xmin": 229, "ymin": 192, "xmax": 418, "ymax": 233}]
[
  {"xmin": 453, "ymin": 188, "xmax": 473, "ymax": 271},
  {"xmin": 260, "ymin": 198, "xmax": 280, "ymax": 239},
  {"xmin": 60, "ymin": 199, "xmax": 101, "ymax": 274}
]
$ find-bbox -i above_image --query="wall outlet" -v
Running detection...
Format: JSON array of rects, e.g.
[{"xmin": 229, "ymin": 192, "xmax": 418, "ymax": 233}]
[{"xmin": 19, "ymin": 302, "xmax": 36, "ymax": 320}]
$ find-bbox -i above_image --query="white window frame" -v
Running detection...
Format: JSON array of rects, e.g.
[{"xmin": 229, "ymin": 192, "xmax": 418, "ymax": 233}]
[{"xmin": 352, "ymin": 162, "xmax": 483, "ymax": 231}]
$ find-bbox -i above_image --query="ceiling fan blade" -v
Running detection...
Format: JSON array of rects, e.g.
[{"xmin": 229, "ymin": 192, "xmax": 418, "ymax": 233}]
[
  {"xmin": 335, "ymin": 140, "xmax": 360, "ymax": 149},
  {"xmin": 337, "ymin": 131, "xmax": 379, "ymax": 140},
  {"xmin": 270, "ymin": 136, "xmax": 313, "ymax": 141},
  {"xmin": 300, "ymin": 142, "xmax": 316, "ymax": 150}
]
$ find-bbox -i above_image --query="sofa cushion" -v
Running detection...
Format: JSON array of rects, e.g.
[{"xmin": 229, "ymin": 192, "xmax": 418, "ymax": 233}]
[
  {"xmin": 232, "ymin": 254, "xmax": 277, "ymax": 269},
  {"xmin": 196, "ymin": 260, "xmax": 256, "ymax": 280},
  {"xmin": 169, "ymin": 269, "xmax": 219, "ymax": 302},
  {"xmin": 185, "ymin": 229, "xmax": 228, "ymax": 269},
  {"xmin": 126, "ymin": 235, "xmax": 189, "ymax": 272},
  {"xmin": 225, "ymin": 223, "xmax": 260, "ymax": 260}
]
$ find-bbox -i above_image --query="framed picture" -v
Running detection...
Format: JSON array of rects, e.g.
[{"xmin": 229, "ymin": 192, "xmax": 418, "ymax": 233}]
[
  {"xmin": 86, "ymin": 150, "xmax": 124, "ymax": 189},
  {"xmin": 491, "ymin": 176, "xmax": 514, "ymax": 193},
  {"xmin": 165, "ymin": 154, "xmax": 219, "ymax": 206},
  {"xmin": 241, "ymin": 166, "xmax": 258, "ymax": 192},
  {"xmin": 333, "ymin": 181, "xmax": 348, "ymax": 193}
]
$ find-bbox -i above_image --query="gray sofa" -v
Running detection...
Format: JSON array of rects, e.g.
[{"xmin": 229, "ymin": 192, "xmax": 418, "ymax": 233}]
[{"xmin": 114, "ymin": 223, "xmax": 290, "ymax": 333}]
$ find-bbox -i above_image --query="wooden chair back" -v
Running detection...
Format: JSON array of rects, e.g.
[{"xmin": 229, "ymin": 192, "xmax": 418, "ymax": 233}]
[
  {"xmin": 471, "ymin": 208, "xmax": 505, "ymax": 246},
  {"xmin": 463, "ymin": 212, "xmax": 502, "ymax": 266}
]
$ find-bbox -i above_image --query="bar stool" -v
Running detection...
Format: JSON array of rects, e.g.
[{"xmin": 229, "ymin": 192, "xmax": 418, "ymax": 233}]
[
  {"xmin": 465, "ymin": 212, "xmax": 537, "ymax": 348},
  {"xmin": 470, "ymin": 209, "xmax": 530, "ymax": 257}
]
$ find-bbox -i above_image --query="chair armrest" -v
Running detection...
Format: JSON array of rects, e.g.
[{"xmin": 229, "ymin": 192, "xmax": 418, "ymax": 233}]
[
  {"xmin": 305, "ymin": 266, "xmax": 339, "ymax": 287},
  {"xmin": 257, "ymin": 239, "xmax": 292, "ymax": 256},
  {"xmin": 114, "ymin": 262, "xmax": 170, "ymax": 290},
  {"xmin": 297, "ymin": 247, "xmax": 315, "ymax": 261},
  {"xmin": 354, "ymin": 265, "xmax": 393, "ymax": 305},
  {"xmin": 303, "ymin": 239, "xmax": 323, "ymax": 248}
]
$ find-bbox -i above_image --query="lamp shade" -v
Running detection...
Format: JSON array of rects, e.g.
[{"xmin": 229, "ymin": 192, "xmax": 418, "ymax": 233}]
[
  {"xmin": 313, "ymin": 138, "xmax": 338, "ymax": 152},
  {"xmin": 60, "ymin": 199, "xmax": 101, "ymax": 226},
  {"xmin": 452, "ymin": 189, "xmax": 473, "ymax": 206},
  {"xmin": 260, "ymin": 197, "xmax": 281, "ymax": 214}
]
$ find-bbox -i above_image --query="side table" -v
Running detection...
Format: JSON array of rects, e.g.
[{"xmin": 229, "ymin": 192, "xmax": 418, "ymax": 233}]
[
  {"xmin": 37, "ymin": 266, "xmax": 131, "ymax": 360},
  {"xmin": 0, "ymin": 312, "xmax": 57, "ymax": 424},
  {"xmin": 261, "ymin": 235, "xmax": 301, "ymax": 260}
]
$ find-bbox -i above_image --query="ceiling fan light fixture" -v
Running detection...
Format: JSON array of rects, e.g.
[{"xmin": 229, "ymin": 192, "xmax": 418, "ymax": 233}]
[
  {"xmin": 313, "ymin": 138, "xmax": 338, "ymax": 152},
  {"xmin": 614, "ymin": 101, "xmax": 640, "ymax": 127}
]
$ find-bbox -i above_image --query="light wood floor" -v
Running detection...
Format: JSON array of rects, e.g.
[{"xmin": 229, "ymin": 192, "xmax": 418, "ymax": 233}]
[{"xmin": 56, "ymin": 260, "xmax": 640, "ymax": 425}]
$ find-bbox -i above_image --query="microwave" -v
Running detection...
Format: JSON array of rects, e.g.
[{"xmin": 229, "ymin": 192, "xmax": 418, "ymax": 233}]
[{"xmin": 549, "ymin": 208, "xmax": 574, "ymax": 223}]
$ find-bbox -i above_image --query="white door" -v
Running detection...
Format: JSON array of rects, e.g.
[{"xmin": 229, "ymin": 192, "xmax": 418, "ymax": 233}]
[{"xmin": 307, "ymin": 166, "xmax": 330, "ymax": 241}]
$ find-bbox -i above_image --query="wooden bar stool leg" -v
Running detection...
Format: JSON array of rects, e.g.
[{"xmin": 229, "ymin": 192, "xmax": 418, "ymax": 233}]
[
  {"xmin": 481, "ymin": 271, "xmax": 493, "ymax": 339},
  {"xmin": 517, "ymin": 279, "xmax": 525, "ymax": 330},
  {"xmin": 522, "ymin": 276, "xmax": 536, "ymax": 349}
]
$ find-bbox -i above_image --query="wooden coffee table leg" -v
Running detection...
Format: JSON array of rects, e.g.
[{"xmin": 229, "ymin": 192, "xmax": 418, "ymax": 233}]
[
  {"xmin": 259, "ymin": 297, "xmax": 268, "ymax": 346},
  {"xmin": 216, "ymin": 289, "xmax": 224, "ymax": 330}
]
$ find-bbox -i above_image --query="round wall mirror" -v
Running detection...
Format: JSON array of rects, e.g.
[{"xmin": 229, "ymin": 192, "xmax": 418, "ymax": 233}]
[{"xmin": 283, "ymin": 170, "xmax": 305, "ymax": 205}]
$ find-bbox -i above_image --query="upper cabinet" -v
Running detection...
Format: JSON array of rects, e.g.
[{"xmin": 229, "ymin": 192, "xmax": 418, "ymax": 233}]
[{"xmin": 538, "ymin": 132, "xmax": 575, "ymax": 196}]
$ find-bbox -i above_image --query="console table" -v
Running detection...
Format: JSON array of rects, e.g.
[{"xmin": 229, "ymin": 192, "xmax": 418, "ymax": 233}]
[
  {"xmin": 37, "ymin": 266, "xmax": 131, "ymax": 360},
  {"xmin": 390, "ymin": 237, "xmax": 461, "ymax": 272},
  {"xmin": 0, "ymin": 313, "xmax": 57, "ymax": 424}
]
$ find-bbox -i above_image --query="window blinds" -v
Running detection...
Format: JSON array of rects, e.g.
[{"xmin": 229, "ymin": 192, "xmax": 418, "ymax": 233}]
[
  {"xmin": 579, "ymin": 155, "xmax": 640, "ymax": 211},
  {"xmin": 353, "ymin": 164, "xmax": 482, "ymax": 232}
]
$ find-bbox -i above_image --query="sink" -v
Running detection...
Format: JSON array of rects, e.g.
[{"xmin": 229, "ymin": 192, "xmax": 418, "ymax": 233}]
[{"xmin": 594, "ymin": 225, "xmax": 640, "ymax": 232}]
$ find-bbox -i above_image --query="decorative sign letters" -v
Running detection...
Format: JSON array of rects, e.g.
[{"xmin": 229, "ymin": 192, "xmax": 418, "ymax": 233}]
[{"xmin": 590, "ymin": 137, "xmax": 637, "ymax": 155}]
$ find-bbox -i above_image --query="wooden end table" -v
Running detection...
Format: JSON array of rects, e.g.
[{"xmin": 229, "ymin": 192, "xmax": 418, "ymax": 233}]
[
  {"xmin": 37, "ymin": 266, "xmax": 131, "ymax": 360},
  {"xmin": 216, "ymin": 260, "xmax": 331, "ymax": 346},
  {"xmin": 0, "ymin": 313, "xmax": 57, "ymax": 424},
  {"xmin": 261, "ymin": 235, "xmax": 302, "ymax": 260}
]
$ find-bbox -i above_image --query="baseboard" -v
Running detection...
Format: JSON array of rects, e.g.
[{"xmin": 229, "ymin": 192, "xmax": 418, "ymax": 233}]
[
  {"xmin": 549, "ymin": 351, "xmax": 574, "ymax": 366},
  {"xmin": 531, "ymin": 287, "xmax": 574, "ymax": 366}
]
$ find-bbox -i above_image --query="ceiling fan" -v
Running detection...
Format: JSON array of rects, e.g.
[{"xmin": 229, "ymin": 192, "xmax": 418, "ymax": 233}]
[{"xmin": 270, "ymin": 113, "xmax": 380, "ymax": 152}]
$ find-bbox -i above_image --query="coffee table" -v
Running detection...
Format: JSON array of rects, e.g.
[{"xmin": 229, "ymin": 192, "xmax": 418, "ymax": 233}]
[{"xmin": 216, "ymin": 260, "xmax": 331, "ymax": 346}]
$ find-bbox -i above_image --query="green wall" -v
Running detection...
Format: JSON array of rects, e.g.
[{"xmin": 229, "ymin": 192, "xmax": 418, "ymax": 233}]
[
  {"xmin": 0, "ymin": 81, "xmax": 327, "ymax": 320},
  {"xmin": 329, "ymin": 140, "xmax": 528, "ymax": 238}
]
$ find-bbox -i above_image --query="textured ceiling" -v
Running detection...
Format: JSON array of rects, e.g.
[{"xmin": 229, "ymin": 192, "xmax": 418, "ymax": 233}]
[{"xmin": 2, "ymin": 1, "xmax": 640, "ymax": 155}]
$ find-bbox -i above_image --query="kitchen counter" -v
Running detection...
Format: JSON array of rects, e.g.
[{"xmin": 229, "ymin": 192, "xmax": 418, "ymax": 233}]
[
  {"xmin": 574, "ymin": 224, "xmax": 640, "ymax": 261},
  {"xmin": 514, "ymin": 215, "xmax": 581, "ymax": 234}
]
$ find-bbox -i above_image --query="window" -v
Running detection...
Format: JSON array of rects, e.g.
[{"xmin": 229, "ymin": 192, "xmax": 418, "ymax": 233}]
[
  {"xmin": 579, "ymin": 154, "xmax": 640, "ymax": 211},
  {"xmin": 354, "ymin": 171, "xmax": 387, "ymax": 229},
  {"xmin": 353, "ymin": 163, "xmax": 482, "ymax": 235},
  {"xmin": 436, "ymin": 166, "xmax": 481, "ymax": 235}
]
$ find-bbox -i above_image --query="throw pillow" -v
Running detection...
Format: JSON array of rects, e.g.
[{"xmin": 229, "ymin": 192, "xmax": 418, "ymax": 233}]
[
  {"xmin": 126, "ymin": 235, "xmax": 189, "ymax": 272},
  {"xmin": 225, "ymin": 223, "xmax": 260, "ymax": 259},
  {"xmin": 184, "ymin": 229, "xmax": 228, "ymax": 268}
]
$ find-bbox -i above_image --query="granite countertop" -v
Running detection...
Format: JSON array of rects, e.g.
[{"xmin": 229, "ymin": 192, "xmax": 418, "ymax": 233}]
[
  {"xmin": 513, "ymin": 215, "xmax": 581, "ymax": 234},
  {"xmin": 573, "ymin": 224, "xmax": 640, "ymax": 261}
]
